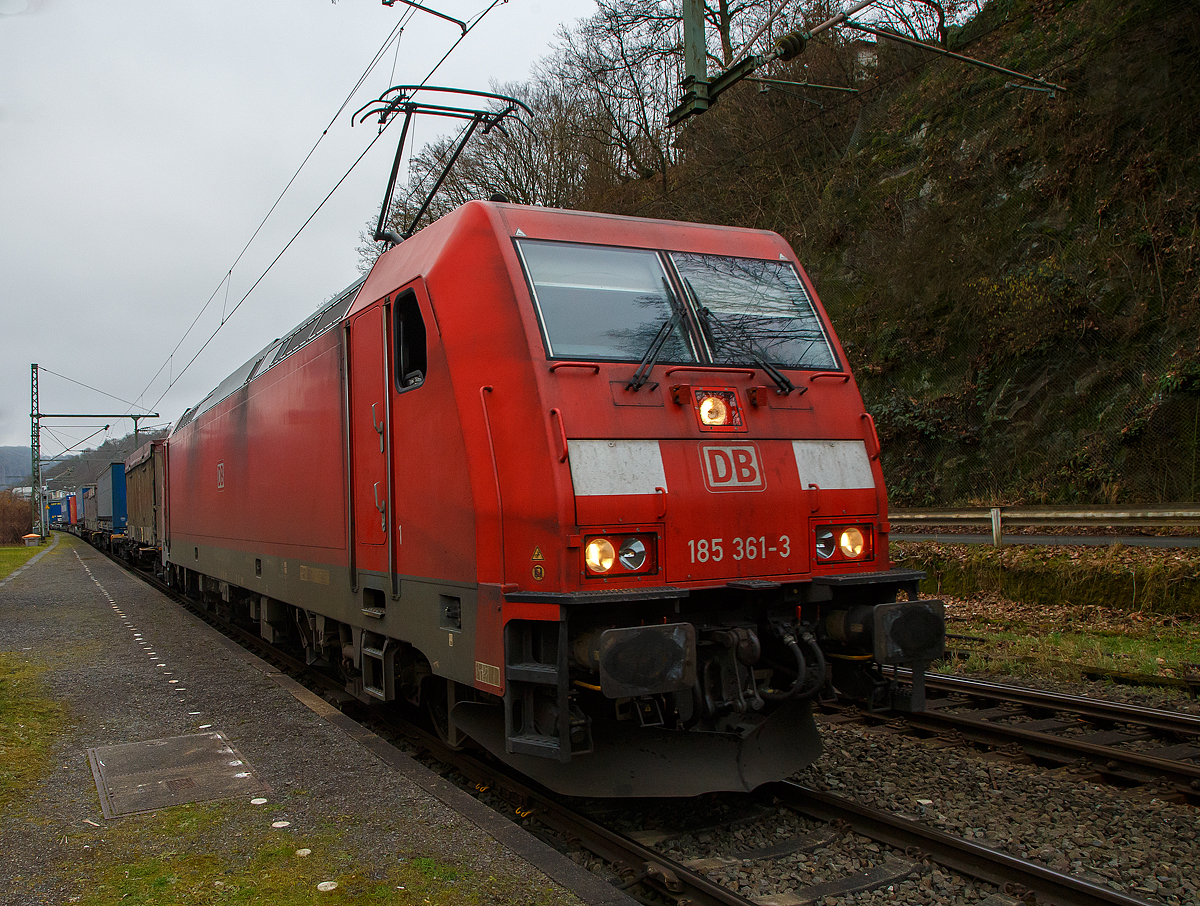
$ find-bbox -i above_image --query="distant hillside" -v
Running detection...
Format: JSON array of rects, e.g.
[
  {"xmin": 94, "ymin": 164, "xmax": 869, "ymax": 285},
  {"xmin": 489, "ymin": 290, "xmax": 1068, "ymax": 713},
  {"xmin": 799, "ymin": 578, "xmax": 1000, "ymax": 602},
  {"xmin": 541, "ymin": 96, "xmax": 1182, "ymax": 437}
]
[
  {"xmin": 0, "ymin": 446, "xmax": 30, "ymax": 489},
  {"xmin": 0, "ymin": 431, "xmax": 169, "ymax": 494},
  {"xmin": 596, "ymin": 0, "xmax": 1199, "ymax": 505},
  {"xmin": 39, "ymin": 430, "xmax": 168, "ymax": 494}
]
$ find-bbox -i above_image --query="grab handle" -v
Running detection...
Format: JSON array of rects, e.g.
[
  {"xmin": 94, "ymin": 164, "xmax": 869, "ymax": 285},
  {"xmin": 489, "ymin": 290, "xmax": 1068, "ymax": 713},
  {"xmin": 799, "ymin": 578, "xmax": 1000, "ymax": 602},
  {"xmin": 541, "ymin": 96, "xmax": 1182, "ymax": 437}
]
[{"xmin": 550, "ymin": 408, "xmax": 569, "ymax": 463}]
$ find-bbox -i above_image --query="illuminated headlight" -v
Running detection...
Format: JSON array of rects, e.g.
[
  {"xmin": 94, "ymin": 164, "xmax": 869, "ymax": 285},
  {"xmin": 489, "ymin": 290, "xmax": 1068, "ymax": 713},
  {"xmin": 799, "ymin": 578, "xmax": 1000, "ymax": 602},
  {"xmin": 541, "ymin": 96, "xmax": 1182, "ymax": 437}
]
[
  {"xmin": 814, "ymin": 524, "xmax": 872, "ymax": 563},
  {"xmin": 583, "ymin": 533, "xmax": 657, "ymax": 577},
  {"xmin": 839, "ymin": 526, "xmax": 865, "ymax": 558},
  {"xmin": 699, "ymin": 395, "xmax": 729, "ymax": 426},
  {"xmin": 585, "ymin": 538, "xmax": 616, "ymax": 573},
  {"xmin": 690, "ymin": 388, "xmax": 743, "ymax": 430},
  {"xmin": 815, "ymin": 528, "xmax": 836, "ymax": 559},
  {"xmin": 618, "ymin": 537, "xmax": 646, "ymax": 570}
]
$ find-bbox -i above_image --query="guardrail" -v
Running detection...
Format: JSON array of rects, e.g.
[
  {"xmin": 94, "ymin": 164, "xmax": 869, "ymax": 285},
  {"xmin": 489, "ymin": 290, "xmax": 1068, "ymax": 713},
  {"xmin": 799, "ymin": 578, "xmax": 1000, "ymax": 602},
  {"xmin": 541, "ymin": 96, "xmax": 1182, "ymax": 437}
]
[{"xmin": 890, "ymin": 505, "xmax": 1200, "ymax": 546}]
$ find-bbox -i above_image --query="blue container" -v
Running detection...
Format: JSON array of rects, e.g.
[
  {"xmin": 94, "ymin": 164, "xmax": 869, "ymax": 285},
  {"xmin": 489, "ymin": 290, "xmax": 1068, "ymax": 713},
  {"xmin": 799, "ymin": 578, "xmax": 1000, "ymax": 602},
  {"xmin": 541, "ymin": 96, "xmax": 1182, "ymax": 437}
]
[
  {"xmin": 96, "ymin": 462, "xmax": 128, "ymax": 532},
  {"xmin": 111, "ymin": 462, "xmax": 127, "ymax": 531}
]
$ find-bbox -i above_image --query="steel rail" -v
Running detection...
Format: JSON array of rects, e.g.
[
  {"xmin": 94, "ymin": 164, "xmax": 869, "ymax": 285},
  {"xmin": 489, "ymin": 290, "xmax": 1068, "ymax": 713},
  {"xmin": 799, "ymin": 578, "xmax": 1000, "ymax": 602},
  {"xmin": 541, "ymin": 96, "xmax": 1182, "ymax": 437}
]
[
  {"xmin": 905, "ymin": 671, "xmax": 1200, "ymax": 735},
  {"xmin": 873, "ymin": 673, "xmax": 1200, "ymax": 802},
  {"xmin": 402, "ymin": 723, "xmax": 752, "ymax": 906},
  {"xmin": 765, "ymin": 782, "xmax": 1158, "ymax": 906},
  {"xmin": 902, "ymin": 707, "xmax": 1200, "ymax": 788}
]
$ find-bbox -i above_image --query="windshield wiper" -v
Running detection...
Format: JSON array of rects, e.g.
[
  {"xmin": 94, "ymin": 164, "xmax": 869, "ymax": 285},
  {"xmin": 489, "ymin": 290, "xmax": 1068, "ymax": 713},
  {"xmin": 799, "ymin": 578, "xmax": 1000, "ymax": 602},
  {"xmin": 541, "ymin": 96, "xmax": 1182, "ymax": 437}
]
[
  {"xmin": 627, "ymin": 308, "xmax": 683, "ymax": 391},
  {"xmin": 751, "ymin": 348, "xmax": 797, "ymax": 395},
  {"xmin": 696, "ymin": 304, "xmax": 798, "ymax": 396}
]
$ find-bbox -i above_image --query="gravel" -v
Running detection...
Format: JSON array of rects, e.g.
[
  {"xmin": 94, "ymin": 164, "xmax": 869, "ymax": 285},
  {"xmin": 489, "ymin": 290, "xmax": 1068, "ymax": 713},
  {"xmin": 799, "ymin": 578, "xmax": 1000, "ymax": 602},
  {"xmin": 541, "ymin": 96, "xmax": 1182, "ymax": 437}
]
[
  {"xmin": 584, "ymin": 675, "xmax": 1200, "ymax": 905},
  {"xmin": 792, "ymin": 716, "xmax": 1199, "ymax": 904}
]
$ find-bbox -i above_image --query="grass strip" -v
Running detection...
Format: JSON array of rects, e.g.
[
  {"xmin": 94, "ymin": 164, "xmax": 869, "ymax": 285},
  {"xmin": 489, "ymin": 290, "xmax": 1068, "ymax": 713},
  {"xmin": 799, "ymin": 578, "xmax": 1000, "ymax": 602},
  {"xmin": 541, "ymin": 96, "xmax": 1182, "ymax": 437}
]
[
  {"xmin": 0, "ymin": 542, "xmax": 46, "ymax": 580},
  {"xmin": 67, "ymin": 804, "xmax": 568, "ymax": 906},
  {"xmin": 0, "ymin": 652, "xmax": 67, "ymax": 811},
  {"xmin": 933, "ymin": 591, "xmax": 1200, "ymax": 686},
  {"xmin": 893, "ymin": 540, "xmax": 1200, "ymax": 616}
]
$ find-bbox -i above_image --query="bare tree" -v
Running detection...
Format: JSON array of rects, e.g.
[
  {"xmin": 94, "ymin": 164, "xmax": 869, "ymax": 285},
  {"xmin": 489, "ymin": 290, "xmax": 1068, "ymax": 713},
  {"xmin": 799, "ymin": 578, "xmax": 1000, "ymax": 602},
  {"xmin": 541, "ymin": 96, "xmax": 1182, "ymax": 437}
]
[
  {"xmin": 354, "ymin": 0, "xmax": 990, "ymax": 270},
  {"xmin": 859, "ymin": 0, "xmax": 984, "ymax": 46}
]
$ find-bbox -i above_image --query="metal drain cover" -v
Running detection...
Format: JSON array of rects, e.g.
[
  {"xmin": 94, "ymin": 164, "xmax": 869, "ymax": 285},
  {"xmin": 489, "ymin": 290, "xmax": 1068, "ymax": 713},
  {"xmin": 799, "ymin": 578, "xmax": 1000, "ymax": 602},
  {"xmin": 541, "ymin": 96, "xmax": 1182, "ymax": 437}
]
[{"xmin": 87, "ymin": 731, "xmax": 269, "ymax": 818}]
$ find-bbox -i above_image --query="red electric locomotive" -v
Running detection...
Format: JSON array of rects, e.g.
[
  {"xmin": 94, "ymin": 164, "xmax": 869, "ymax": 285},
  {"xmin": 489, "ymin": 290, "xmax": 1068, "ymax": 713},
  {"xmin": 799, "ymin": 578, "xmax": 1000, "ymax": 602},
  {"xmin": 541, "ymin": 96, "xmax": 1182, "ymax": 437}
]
[{"xmin": 164, "ymin": 200, "xmax": 944, "ymax": 797}]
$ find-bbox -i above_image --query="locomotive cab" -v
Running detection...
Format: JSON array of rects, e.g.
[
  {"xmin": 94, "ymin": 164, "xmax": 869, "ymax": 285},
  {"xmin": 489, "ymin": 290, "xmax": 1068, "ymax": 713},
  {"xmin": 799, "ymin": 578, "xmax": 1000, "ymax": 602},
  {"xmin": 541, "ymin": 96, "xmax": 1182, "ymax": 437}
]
[{"xmin": 427, "ymin": 203, "xmax": 945, "ymax": 796}]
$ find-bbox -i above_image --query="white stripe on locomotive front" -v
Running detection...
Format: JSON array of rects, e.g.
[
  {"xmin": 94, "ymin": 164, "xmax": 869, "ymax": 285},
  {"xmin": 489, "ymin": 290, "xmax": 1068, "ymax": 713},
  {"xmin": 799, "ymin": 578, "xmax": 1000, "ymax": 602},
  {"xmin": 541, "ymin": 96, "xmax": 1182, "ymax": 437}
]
[
  {"xmin": 791, "ymin": 440, "xmax": 875, "ymax": 490},
  {"xmin": 566, "ymin": 440, "xmax": 668, "ymax": 496}
]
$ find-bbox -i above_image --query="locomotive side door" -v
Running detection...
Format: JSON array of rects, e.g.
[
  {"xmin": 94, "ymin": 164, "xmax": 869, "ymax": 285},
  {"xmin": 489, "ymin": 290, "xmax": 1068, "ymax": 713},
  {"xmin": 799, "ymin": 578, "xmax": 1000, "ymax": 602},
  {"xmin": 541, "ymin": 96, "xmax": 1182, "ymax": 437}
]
[{"xmin": 345, "ymin": 304, "xmax": 393, "ymax": 593}]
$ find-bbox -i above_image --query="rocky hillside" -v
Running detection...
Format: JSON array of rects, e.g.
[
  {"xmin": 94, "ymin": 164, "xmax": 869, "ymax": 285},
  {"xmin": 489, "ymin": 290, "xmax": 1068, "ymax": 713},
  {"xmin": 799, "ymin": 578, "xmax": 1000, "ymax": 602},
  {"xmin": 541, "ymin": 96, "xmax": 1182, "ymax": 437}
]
[{"xmin": 593, "ymin": 0, "xmax": 1199, "ymax": 505}]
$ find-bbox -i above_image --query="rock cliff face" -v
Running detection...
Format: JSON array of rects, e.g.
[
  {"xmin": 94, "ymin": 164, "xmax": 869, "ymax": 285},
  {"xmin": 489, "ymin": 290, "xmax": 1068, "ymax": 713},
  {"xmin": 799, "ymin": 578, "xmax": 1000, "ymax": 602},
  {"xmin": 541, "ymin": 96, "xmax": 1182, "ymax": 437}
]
[{"xmin": 597, "ymin": 0, "xmax": 1199, "ymax": 505}]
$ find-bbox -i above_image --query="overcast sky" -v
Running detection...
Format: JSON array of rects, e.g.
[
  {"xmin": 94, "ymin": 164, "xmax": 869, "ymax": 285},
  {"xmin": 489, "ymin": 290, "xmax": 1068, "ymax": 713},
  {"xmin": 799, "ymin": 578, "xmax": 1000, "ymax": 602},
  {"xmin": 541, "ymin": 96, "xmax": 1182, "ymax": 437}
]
[{"xmin": 0, "ymin": 0, "xmax": 596, "ymax": 453}]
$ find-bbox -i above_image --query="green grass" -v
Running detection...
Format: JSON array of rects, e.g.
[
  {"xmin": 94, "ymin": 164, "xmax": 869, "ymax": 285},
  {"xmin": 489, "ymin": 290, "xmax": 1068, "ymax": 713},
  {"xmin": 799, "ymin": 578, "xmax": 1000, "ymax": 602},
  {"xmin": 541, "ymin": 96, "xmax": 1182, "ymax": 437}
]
[
  {"xmin": 0, "ymin": 542, "xmax": 45, "ymax": 580},
  {"xmin": 0, "ymin": 652, "xmax": 67, "ymax": 810},
  {"xmin": 894, "ymin": 540, "xmax": 1200, "ymax": 616},
  {"xmin": 68, "ymin": 807, "xmax": 563, "ymax": 906},
  {"xmin": 943, "ymin": 625, "xmax": 1200, "ymax": 683}
]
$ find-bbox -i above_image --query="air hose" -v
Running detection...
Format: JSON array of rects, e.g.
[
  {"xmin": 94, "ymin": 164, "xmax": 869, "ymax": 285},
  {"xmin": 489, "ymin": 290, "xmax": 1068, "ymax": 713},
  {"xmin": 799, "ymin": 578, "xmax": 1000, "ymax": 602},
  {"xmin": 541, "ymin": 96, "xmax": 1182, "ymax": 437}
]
[{"xmin": 760, "ymin": 628, "xmax": 826, "ymax": 702}]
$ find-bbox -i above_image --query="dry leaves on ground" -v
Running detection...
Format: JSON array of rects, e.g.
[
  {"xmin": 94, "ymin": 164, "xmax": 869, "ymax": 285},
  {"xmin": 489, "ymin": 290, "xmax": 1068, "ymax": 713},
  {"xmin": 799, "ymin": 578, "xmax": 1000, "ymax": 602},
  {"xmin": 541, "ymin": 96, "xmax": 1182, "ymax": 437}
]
[{"xmin": 941, "ymin": 591, "xmax": 1200, "ymax": 639}]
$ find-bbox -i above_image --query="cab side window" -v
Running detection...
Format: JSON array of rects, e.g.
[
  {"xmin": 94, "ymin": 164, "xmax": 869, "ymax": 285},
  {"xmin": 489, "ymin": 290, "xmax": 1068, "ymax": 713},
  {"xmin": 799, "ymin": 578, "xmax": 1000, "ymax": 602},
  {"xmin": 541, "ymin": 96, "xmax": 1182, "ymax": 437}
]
[{"xmin": 395, "ymin": 291, "xmax": 427, "ymax": 390}]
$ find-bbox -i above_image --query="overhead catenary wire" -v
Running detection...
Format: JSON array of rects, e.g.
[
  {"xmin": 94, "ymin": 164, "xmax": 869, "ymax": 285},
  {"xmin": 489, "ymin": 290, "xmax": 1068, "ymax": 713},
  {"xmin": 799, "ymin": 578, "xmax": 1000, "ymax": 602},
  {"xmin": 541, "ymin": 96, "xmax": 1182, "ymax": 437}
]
[
  {"xmin": 140, "ymin": 0, "xmax": 507, "ymax": 416},
  {"xmin": 639, "ymin": 0, "xmax": 1085, "ymax": 220},
  {"xmin": 41, "ymin": 425, "xmax": 110, "ymax": 459},
  {"xmin": 150, "ymin": 133, "xmax": 390, "ymax": 411},
  {"xmin": 38, "ymin": 366, "xmax": 155, "ymax": 414},
  {"xmin": 134, "ymin": 7, "xmax": 418, "ymax": 412},
  {"xmin": 42, "ymin": 426, "xmax": 106, "ymax": 456}
]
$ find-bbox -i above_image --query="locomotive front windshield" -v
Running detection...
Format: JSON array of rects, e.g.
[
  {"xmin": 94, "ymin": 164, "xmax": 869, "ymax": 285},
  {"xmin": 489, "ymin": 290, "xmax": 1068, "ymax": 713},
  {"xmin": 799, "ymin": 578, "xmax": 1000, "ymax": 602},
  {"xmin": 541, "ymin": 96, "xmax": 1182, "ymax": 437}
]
[
  {"xmin": 517, "ymin": 242, "xmax": 693, "ymax": 361},
  {"xmin": 669, "ymin": 253, "xmax": 837, "ymax": 370},
  {"xmin": 518, "ymin": 239, "xmax": 838, "ymax": 370}
]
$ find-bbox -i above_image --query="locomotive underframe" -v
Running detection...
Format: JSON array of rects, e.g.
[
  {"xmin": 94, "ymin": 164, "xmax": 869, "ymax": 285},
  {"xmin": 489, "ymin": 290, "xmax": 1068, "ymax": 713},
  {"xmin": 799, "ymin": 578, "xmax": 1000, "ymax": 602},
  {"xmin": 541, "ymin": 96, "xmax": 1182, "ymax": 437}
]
[{"xmin": 165, "ymin": 541, "xmax": 942, "ymax": 797}]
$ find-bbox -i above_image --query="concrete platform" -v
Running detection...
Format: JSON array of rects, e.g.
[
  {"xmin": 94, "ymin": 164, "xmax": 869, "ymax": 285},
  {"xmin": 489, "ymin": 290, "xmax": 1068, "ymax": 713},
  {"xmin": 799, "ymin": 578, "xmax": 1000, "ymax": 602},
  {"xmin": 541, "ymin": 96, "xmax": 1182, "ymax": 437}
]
[{"xmin": 0, "ymin": 533, "xmax": 630, "ymax": 905}]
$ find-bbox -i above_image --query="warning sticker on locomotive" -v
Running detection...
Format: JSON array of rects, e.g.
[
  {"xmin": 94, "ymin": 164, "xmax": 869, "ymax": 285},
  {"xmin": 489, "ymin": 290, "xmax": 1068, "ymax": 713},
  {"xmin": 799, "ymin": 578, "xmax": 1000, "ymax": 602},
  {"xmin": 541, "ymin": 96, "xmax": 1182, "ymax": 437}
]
[{"xmin": 475, "ymin": 661, "xmax": 502, "ymax": 688}]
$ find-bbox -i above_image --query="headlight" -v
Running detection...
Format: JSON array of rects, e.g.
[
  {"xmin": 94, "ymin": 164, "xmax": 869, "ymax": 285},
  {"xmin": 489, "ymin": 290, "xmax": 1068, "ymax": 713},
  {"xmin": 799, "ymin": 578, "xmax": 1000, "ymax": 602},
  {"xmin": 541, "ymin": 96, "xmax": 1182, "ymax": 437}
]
[
  {"xmin": 686, "ymin": 387, "xmax": 743, "ymax": 430},
  {"xmin": 618, "ymin": 537, "xmax": 646, "ymax": 570},
  {"xmin": 839, "ymin": 527, "xmax": 865, "ymax": 558},
  {"xmin": 585, "ymin": 538, "xmax": 616, "ymax": 573},
  {"xmin": 583, "ymin": 533, "xmax": 657, "ymax": 577},
  {"xmin": 698, "ymin": 395, "xmax": 729, "ymax": 426},
  {"xmin": 813, "ymin": 524, "xmax": 872, "ymax": 563},
  {"xmin": 815, "ymin": 527, "xmax": 836, "ymax": 559}
]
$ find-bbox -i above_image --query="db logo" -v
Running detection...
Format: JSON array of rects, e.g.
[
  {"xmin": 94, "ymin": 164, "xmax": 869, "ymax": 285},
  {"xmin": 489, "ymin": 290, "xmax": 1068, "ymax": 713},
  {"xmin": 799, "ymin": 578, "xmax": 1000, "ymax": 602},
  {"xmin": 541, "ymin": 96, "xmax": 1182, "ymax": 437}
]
[{"xmin": 701, "ymin": 444, "xmax": 764, "ymax": 492}]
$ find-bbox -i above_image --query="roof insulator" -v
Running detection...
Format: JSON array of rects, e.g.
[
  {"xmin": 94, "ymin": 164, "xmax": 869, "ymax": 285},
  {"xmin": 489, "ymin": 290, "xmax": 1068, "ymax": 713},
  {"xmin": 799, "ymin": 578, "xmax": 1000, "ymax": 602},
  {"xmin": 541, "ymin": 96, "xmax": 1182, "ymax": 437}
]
[{"xmin": 775, "ymin": 30, "xmax": 809, "ymax": 61}]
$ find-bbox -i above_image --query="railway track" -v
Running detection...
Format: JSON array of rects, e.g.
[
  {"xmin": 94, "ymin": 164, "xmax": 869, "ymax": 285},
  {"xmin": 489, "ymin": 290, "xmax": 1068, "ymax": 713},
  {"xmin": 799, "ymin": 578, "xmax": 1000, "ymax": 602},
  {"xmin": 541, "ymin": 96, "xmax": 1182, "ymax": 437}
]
[
  {"xmin": 103, "ymin": 546, "xmax": 1170, "ymax": 906},
  {"xmin": 391, "ymin": 715, "xmax": 1161, "ymax": 906},
  {"xmin": 853, "ymin": 672, "xmax": 1200, "ymax": 806}
]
